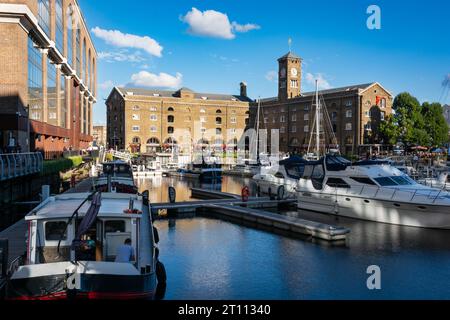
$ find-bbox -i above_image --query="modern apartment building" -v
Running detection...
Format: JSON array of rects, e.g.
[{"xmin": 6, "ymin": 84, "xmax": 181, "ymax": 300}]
[{"xmin": 0, "ymin": 0, "xmax": 96, "ymax": 157}]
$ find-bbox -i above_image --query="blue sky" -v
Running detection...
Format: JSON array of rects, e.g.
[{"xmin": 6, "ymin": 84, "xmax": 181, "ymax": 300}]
[{"xmin": 78, "ymin": 0, "xmax": 450, "ymax": 125}]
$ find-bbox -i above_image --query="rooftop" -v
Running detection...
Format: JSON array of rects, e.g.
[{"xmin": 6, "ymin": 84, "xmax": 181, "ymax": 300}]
[
  {"xmin": 278, "ymin": 51, "xmax": 302, "ymax": 61},
  {"xmin": 115, "ymin": 87, "xmax": 253, "ymax": 103},
  {"xmin": 260, "ymin": 82, "xmax": 377, "ymax": 103}
]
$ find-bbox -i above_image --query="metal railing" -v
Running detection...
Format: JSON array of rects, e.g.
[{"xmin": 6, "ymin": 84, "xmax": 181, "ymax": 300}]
[
  {"xmin": 0, "ymin": 153, "xmax": 43, "ymax": 181},
  {"xmin": 323, "ymin": 184, "xmax": 450, "ymax": 204},
  {"xmin": 110, "ymin": 150, "xmax": 133, "ymax": 162}
]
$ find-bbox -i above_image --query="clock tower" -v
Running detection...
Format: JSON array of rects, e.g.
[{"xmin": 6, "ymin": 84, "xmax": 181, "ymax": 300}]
[{"xmin": 278, "ymin": 52, "xmax": 302, "ymax": 101}]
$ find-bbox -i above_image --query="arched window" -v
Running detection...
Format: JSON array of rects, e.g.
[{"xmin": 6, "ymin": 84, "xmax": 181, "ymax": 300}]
[
  {"xmin": 168, "ymin": 107, "xmax": 174, "ymax": 112},
  {"xmin": 216, "ymin": 117, "xmax": 222, "ymax": 125},
  {"xmin": 216, "ymin": 110, "xmax": 222, "ymax": 114},
  {"xmin": 92, "ymin": 58, "xmax": 95, "ymax": 92},
  {"xmin": 168, "ymin": 115, "xmax": 174, "ymax": 123},
  {"xmin": 164, "ymin": 138, "xmax": 178, "ymax": 145},
  {"xmin": 200, "ymin": 109, "xmax": 206, "ymax": 113},
  {"xmin": 216, "ymin": 128, "xmax": 222, "ymax": 135},
  {"xmin": 168, "ymin": 127, "xmax": 174, "ymax": 134},
  {"xmin": 147, "ymin": 138, "xmax": 160, "ymax": 145},
  {"xmin": 76, "ymin": 28, "xmax": 81, "ymax": 76},
  {"xmin": 87, "ymin": 49, "xmax": 91, "ymax": 90},
  {"xmin": 132, "ymin": 137, "xmax": 141, "ymax": 144},
  {"xmin": 133, "ymin": 105, "xmax": 140, "ymax": 111}
]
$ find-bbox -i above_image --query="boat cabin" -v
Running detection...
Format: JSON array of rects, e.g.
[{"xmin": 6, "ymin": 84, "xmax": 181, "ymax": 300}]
[{"xmin": 25, "ymin": 193, "xmax": 148, "ymax": 265}]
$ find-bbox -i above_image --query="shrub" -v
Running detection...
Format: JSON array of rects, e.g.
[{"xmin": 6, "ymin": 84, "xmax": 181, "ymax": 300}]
[{"xmin": 42, "ymin": 156, "xmax": 83, "ymax": 176}]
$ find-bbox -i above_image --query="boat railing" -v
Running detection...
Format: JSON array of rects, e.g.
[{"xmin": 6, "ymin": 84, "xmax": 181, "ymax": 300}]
[
  {"xmin": 336, "ymin": 184, "xmax": 449, "ymax": 203},
  {"xmin": 7, "ymin": 255, "xmax": 24, "ymax": 277}
]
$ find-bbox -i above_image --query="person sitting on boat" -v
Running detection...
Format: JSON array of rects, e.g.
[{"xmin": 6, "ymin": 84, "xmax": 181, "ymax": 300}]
[{"xmin": 115, "ymin": 238, "xmax": 135, "ymax": 263}]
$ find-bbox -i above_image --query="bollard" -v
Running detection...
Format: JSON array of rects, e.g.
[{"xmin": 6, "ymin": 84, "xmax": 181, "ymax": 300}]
[{"xmin": 41, "ymin": 185, "xmax": 50, "ymax": 202}]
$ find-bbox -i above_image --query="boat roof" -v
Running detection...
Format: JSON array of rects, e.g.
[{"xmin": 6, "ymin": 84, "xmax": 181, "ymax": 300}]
[
  {"xmin": 26, "ymin": 193, "xmax": 145, "ymax": 221},
  {"xmin": 279, "ymin": 156, "xmax": 308, "ymax": 166}
]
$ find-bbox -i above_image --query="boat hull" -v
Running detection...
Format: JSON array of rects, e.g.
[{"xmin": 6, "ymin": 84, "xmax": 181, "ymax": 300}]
[
  {"xmin": 7, "ymin": 272, "xmax": 157, "ymax": 300},
  {"xmin": 297, "ymin": 192, "xmax": 450, "ymax": 229}
]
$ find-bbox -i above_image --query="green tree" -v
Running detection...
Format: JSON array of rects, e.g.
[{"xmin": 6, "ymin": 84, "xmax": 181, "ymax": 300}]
[
  {"xmin": 422, "ymin": 102, "xmax": 449, "ymax": 146},
  {"xmin": 392, "ymin": 92, "xmax": 425, "ymax": 146},
  {"xmin": 379, "ymin": 114, "xmax": 399, "ymax": 145}
]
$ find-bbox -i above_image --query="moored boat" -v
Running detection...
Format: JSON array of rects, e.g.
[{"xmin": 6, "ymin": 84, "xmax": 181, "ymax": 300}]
[{"xmin": 6, "ymin": 191, "xmax": 165, "ymax": 300}]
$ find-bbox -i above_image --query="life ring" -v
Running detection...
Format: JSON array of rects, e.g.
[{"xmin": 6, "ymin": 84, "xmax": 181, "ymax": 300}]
[{"xmin": 241, "ymin": 186, "xmax": 250, "ymax": 202}]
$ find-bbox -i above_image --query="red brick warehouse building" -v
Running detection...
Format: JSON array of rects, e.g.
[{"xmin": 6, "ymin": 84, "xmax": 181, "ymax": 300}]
[{"xmin": 0, "ymin": 0, "xmax": 96, "ymax": 158}]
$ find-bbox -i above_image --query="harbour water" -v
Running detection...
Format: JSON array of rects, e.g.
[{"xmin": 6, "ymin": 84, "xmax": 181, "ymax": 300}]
[{"xmin": 138, "ymin": 176, "xmax": 450, "ymax": 300}]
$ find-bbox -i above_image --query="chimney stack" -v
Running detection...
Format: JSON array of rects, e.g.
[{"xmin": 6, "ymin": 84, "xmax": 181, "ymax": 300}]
[{"xmin": 240, "ymin": 82, "xmax": 247, "ymax": 97}]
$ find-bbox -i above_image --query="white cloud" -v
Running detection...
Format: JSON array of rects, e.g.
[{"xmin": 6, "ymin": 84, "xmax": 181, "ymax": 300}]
[
  {"xmin": 180, "ymin": 8, "xmax": 260, "ymax": 39},
  {"xmin": 231, "ymin": 22, "xmax": 261, "ymax": 33},
  {"xmin": 91, "ymin": 27, "xmax": 163, "ymax": 57},
  {"xmin": 98, "ymin": 50, "xmax": 146, "ymax": 63},
  {"xmin": 265, "ymin": 70, "xmax": 277, "ymax": 82},
  {"xmin": 305, "ymin": 73, "xmax": 332, "ymax": 90},
  {"xmin": 130, "ymin": 71, "xmax": 183, "ymax": 89},
  {"xmin": 99, "ymin": 80, "xmax": 114, "ymax": 90}
]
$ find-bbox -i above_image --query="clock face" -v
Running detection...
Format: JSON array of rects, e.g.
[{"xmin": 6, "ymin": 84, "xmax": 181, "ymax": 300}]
[
  {"xmin": 280, "ymin": 68, "xmax": 286, "ymax": 78},
  {"xmin": 291, "ymin": 68, "xmax": 298, "ymax": 77}
]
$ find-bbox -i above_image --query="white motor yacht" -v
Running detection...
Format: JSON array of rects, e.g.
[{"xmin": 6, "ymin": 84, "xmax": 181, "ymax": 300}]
[
  {"xmin": 253, "ymin": 156, "xmax": 307, "ymax": 198},
  {"xmin": 296, "ymin": 155, "xmax": 450, "ymax": 229}
]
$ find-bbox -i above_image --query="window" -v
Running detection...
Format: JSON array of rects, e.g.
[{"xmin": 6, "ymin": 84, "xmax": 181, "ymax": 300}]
[
  {"xmin": 280, "ymin": 127, "xmax": 285, "ymax": 134},
  {"xmin": 280, "ymin": 115, "xmax": 286, "ymax": 123},
  {"xmin": 350, "ymin": 177, "xmax": 376, "ymax": 185},
  {"xmin": 150, "ymin": 114, "xmax": 157, "ymax": 121},
  {"xmin": 150, "ymin": 126, "xmax": 157, "ymax": 132},
  {"xmin": 45, "ymin": 221, "xmax": 67, "ymax": 241},
  {"xmin": 326, "ymin": 178, "xmax": 351, "ymax": 189},
  {"xmin": 216, "ymin": 110, "xmax": 222, "ymax": 114},
  {"xmin": 200, "ymin": 109, "xmax": 206, "ymax": 113},
  {"xmin": 364, "ymin": 123, "xmax": 372, "ymax": 131},
  {"xmin": 231, "ymin": 117, "xmax": 237, "ymax": 124},
  {"xmin": 291, "ymin": 126, "xmax": 297, "ymax": 133},
  {"xmin": 150, "ymin": 107, "xmax": 157, "ymax": 112},
  {"xmin": 132, "ymin": 126, "xmax": 140, "ymax": 132},
  {"xmin": 216, "ymin": 117, "xmax": 222, "ymax": 125},
  {"xmin": 230, "ymin": 128, "xmax": 236, "ymax": 134},
  {"xmin": 304, "ymin": 125, "xmax": 309, "ymax": 133},
  {"xmin": 47, "ymin": 59, "xmax": 57, "ymax": 125},
  {"xmin": 60, "ymin": 74, "xmax": 66, "ymax": 128},
  {"xmin": 201, "ymin": 128, "xmax": 206, "ymax": 133},
  {"xmin": 304, "ymin": 114, "xmax": 309, "ymax": 121},
  {"xmin": 105, "ymin": 221, "xmax": 126, "ymax": 233},
  {"xmin": 332, "ymin": 124, "xmax": 337, "ymax": 133},
  {"xmin": 304, "ymin": 105, "xmax": 310, "ymax": 111},
  {"xmin": 38, "ymin": 0, "xmax": 50, "ymax": 37},
  {"xmin": 168, "ymin": 127, "xmax": 174, "ymax": 134},
  {"xmin": 345, "ymin": 100, "xmax": 352, "ymax": 107},
  {"xmin": 264, "ymin": 117, "xmax": 268, "ymax": 124},
  {"xmin": 346, "ymin": 110, "xmax": 352, "ymax": 118},
  {"xmin": 381, "ymin": 98, "xmax": 387, "ymax": 109},
  {"xmin": 381, "ymin": 112, "xmax": 385, "ymax": 121},
  {"xmin": 67, "ymin": 6, "xmax": 73, "ymax": 66},
  {"xmin": 292, "ymin": 114, "xmax": 297, "ymax": 122},
  {"xmin": 216, "ymin": 128, "xmax": 222, "ymax": 135},
  {"xmin": 290, "ymin": 80, "xmax": 298, "ymax": 88},
  {"xmin": 365, "ymin": 111, "xmax": 370, "ymax": 117},
  {"xmin": 274, "ymin": 172, "xmax": 285, "ymax": 179},
  {"xmin": 132, "ymin": 105, "xmax": 140, "ymax": 111},
  {"xmin": 168, "ymin": 107, "xmax": 174, "ymax": 112},
  {"xmin": 391, "ymin": 176, "xmax": 413, "ymax": 186},
  {"xmin": 76, "ymin": 29, "xmax": 81, "ymax": 76},
  {"xmin": 132, "ymin": 114, "xmax": 140, "ymax": 121},
  {"xmin": 132, "ymin": 137, "xmax": 141, "ymax": 144},
  {"xmin": 82, "ymin": 39, "xmax": 86, "ymax": 83},
  {"xmin": 345, "ymin": 123, "xmax": 352, "ymax": 131},
  {"xmin": 374, "ymin": 177, "xmax": 398, "ymax": 186},
  {"xmin": 55, "ymin": 0, "xmax": 64, "ymax": 53},
  {"xmin": 168, "ymin": 115, "xmax": 174, "ymax": 123},
  {"xmin": 200, "ymin": 117, "xmax": 206, "ymax": 123},
  {"xmin": 28, "ymin": 36, "xmax": 43, "ymax": 121}
]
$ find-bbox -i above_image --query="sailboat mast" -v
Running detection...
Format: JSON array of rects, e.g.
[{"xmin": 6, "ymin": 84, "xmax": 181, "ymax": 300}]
[
  {"xmin": 256, "ymin": 97, "xmax": 261, "ymax": 163},
  {"xmin": 315, "ymin": 80, "xmax": 320, "ymax": 157}
]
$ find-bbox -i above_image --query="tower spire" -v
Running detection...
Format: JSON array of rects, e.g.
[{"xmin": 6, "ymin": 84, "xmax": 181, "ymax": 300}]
[{"xmin": 288, "ymin": 38, "xmax": 292, "ymax": 52}]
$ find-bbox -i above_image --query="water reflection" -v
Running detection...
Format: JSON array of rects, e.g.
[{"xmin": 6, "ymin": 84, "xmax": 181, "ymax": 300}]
[
  {"xmin": 136, "ymin": 176, "xmax": 258, "ymax": 203},
  {"xmin": 138, "ymin": 176, "xmax": 450, "ymax": 299}
]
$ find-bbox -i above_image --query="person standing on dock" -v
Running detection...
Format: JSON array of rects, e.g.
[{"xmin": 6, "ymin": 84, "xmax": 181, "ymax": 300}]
[{"xmin": 115, "ymin": 238, "xmax": 135, "ymax": 263}]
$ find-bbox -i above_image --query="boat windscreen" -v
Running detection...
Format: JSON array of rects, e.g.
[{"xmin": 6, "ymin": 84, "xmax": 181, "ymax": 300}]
[
  {"xmin": 374, "ymin": 177, "xmax": 398, "ymax": 186},
  {"xmin": 285, "ymin": 164, "xmax": 305, "ymax": 179},
  {"xmin": 391, "ymin": 176, "xmax": 414, "ymax": 186}
]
